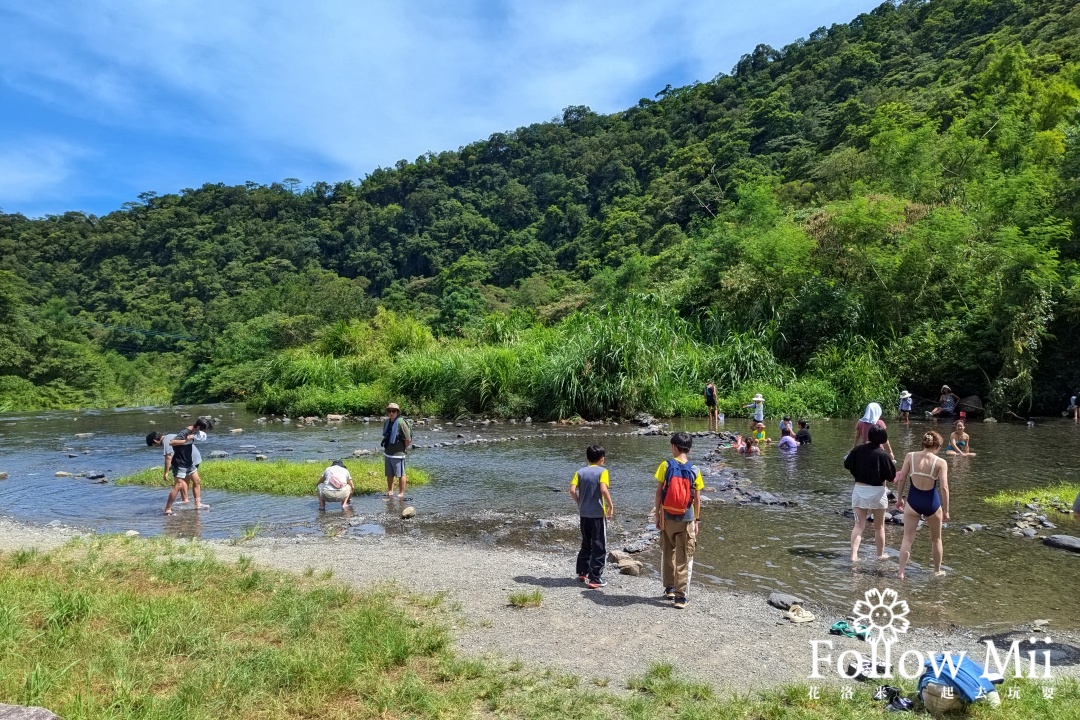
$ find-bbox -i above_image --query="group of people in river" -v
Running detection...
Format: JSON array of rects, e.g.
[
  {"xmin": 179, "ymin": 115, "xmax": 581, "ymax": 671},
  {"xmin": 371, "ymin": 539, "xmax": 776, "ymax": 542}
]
[
  {"xmin": 702, "ymin": 385, "xmax": 983, "ymax": 582},
  {"xmin": 144, "ymin": 402, "xmax": 413, "ymax": 515}
]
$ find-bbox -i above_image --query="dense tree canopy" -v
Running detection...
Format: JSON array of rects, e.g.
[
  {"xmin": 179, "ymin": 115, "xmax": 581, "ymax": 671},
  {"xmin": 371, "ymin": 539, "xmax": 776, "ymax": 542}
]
[{"xmin": 2, "ymin": 0, "xmax": 1079, "ymax": 417}]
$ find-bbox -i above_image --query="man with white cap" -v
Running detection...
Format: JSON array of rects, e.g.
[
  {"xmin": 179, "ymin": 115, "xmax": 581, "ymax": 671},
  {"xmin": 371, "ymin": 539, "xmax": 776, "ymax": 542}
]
[
  {"xmin": 898, "ymin": 390, "xmax": 913, "ymax": 422},
  {"xmin": 381, "ymin": 402, "xmax": 412, "ymax": 498}
]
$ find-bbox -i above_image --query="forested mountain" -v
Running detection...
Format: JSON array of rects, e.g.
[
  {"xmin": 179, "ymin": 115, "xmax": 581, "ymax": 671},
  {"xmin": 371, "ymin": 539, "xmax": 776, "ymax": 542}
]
[{"xmin": 2, "ymin": 0, "xmax": 1079, "ymax": 418}]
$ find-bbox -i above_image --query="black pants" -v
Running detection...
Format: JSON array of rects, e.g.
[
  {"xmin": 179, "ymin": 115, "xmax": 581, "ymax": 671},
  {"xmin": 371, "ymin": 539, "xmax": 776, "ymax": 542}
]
[{"xmin": 576, "ymin": 517, "xmax": 607, "ymax": 582}]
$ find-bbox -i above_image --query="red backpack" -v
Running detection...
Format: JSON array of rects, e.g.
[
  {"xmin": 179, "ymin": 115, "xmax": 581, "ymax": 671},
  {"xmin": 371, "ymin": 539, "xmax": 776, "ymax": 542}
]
[{"xmin": 661, "ymin": 459, "xmax": 697, "ymax": 516}]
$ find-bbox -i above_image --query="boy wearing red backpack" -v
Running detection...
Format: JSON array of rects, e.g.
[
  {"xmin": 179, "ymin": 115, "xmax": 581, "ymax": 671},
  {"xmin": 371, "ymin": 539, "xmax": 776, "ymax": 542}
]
[{"xmin": 653, "ymin": 431, "xmax": 703, "ymax": 609}]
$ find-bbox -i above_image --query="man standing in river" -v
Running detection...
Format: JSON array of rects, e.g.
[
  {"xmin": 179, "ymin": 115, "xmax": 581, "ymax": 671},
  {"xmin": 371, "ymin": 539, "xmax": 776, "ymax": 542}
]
[{"xmin": 381, "ymin": 403, "xmax": 411, "ymax": 498}]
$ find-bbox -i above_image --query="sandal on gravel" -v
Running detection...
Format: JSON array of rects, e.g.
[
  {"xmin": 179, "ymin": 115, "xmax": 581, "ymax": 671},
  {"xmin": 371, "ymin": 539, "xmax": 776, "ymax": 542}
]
[
  {"xmin": 829, "ymin": 619, "xmax": 871, "ymax": 640},
  {"xmin": 783, "ymin": 605, "xmax": 815, "ymax": 623}
]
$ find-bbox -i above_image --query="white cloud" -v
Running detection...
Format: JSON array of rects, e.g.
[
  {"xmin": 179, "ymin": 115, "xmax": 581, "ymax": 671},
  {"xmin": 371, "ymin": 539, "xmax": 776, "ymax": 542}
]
[
  {"xmin": 0, "ymin": 139, "xmax": 85, "ymax": 207},
  {"xmin": 0, "ymin": 0, "xmax": 882, "ymax": 203}
]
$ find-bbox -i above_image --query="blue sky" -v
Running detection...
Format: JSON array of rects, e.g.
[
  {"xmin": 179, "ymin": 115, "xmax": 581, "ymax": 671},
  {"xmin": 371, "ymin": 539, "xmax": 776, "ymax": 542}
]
[{"xmin": 1, "ymin": 1, "xmax": 883, "ymax": 218}]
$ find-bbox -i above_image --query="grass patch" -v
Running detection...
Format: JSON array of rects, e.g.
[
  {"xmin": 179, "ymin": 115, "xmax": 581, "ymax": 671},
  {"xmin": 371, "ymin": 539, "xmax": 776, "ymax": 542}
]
[
  {"xmin": 114, "ymin": 458, "xmax": 430, "ymax": 496},
  {"xmin": 984, "ymin": 482, "xmax": 1079, "ymax": 511},
  {"xmin": 1, "ymin": 538, "xmax": 1078, "ymax": 718},
  {"xmin": 507, "ymin": 590, "xmax": 543, "ymax": 608}
]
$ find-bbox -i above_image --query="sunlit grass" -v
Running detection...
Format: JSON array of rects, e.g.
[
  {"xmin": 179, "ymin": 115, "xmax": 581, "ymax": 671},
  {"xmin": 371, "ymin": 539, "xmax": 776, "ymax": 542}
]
[
  {"xmin": 984, "ymin": 482, "xmax": 1079, "ymax": 511},
  {"xmin": 0, "ymin": 539, "xmax": 1076, "ymax": 719},
  {"xmin": 114, "ymin": 458, "xmax": 430, "ymax": 496}
]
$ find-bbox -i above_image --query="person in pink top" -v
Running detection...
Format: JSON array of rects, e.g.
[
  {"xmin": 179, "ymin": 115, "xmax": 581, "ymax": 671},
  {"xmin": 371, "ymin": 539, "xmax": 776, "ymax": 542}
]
[{"xmin": 853, "ymin": 402, "xmax": 894, "ymax": 460}]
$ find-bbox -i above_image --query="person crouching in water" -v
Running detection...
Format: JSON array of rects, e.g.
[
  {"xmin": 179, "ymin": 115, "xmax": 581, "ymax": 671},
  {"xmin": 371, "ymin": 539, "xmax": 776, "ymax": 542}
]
[
  {"xmin": 569, "ymin": 445, "xmax": 613, "ymax": 589},
  {"xmin": 844, "ymin": 425, "xmax": 896, "ymax": 563}
]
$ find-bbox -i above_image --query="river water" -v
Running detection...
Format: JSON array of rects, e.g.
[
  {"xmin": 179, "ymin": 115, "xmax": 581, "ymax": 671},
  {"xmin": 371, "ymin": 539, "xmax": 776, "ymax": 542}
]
[{"xmin": 1, "ymin": 404, "xmax": 1078, "ymax": 630}]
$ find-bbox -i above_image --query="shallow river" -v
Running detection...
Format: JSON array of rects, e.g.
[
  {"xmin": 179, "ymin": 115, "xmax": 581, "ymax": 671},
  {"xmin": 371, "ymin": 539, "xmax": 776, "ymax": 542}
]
[{"xmin": 1, "ymin": 405, "xmax": 1078, "ymax": 629}]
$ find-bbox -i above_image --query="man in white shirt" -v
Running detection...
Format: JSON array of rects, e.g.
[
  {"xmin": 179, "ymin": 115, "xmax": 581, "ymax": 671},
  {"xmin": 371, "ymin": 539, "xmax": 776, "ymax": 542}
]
[{"xmin": 317, "ymin": 460, "xmax": 354, "ymax": 511}]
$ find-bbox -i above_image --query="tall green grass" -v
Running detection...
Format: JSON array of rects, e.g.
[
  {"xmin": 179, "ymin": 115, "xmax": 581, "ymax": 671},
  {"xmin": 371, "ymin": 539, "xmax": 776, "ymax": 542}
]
[
  {"xmin": 114, "ymin": 459, "xmax": 430, "ymax": 496},
  {"xmin": 247, "ymin": 299, "xmax": 898, "ymax": 419}
]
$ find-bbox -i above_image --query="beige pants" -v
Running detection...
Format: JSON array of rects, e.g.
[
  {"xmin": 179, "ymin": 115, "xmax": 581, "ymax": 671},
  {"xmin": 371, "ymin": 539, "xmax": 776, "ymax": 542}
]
[{"xmin": 661, "ymin": 517, "xmax": 697, "ymax": 598}]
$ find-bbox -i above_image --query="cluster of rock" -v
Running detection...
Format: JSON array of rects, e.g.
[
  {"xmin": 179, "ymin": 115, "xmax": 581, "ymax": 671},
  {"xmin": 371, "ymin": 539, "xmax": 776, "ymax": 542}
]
[{"xmin": 1010, "ymin": 502, "xmax": 1059, "ymax": 538}]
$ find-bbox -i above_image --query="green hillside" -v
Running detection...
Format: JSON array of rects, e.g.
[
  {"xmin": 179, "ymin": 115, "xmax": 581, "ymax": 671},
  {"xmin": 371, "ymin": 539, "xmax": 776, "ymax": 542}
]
[{"xmin": 2, "ymin": 0, "xmax": 1079, "ymax": 418}]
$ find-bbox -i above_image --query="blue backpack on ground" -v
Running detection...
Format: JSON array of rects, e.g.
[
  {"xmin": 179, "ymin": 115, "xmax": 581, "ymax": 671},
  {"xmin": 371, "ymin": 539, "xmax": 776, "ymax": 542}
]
[
  {"xmin": 661, "ymin": 459, "xmax": 697, "ymax": 517},
  {"xmin": 918, "ymin": 653, "xmax": 996, "ymax": 703}
]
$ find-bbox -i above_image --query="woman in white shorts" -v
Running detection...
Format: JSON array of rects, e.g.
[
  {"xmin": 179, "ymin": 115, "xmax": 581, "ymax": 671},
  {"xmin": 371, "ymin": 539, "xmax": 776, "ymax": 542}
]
[{"xmin": 843, "ymin": 425, "xmax": 896, "ymax": 562}]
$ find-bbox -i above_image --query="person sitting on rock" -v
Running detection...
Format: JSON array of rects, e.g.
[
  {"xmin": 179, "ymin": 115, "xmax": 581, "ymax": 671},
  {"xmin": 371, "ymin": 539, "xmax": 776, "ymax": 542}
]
[{"xmin": 930, "ymin": 386, "xmax": 960, "ymax": 417}]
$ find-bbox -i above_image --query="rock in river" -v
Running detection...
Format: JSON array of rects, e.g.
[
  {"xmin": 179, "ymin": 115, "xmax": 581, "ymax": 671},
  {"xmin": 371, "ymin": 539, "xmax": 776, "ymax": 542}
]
[
  {"xmin": 209, "ymin": 451, "xmax": 229, "ymax": 458},
  {"xmin": 0, "ymin": 472, "xmax": 7, "ymax": 480},
  {"xmin": 1043, "ymin": 535, "xmax": 1080, "ymax": 553},
  {"xmin": 86, "ymin": 471, "xmax": 105, "ymax": 480},
  {"xmin": 55, "ymin": 471, "xmax": 74, "ymax": 478},
  {"xmin": 401, "ymin": 506, "xmax": 416, "ymax": 519}
]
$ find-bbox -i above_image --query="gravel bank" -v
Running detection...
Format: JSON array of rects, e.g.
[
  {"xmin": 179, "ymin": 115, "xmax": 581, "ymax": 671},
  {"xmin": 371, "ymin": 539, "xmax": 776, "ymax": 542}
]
[{"xmin": 2, "ymin": 519, "xmax": 1076, "ymax": 693}]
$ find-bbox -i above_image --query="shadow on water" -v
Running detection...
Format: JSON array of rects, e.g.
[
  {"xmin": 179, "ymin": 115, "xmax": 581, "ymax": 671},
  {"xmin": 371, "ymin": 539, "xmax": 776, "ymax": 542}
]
[{"xmin": 1, "ymin": 405, "xmax": 1079, "ymax": 630}]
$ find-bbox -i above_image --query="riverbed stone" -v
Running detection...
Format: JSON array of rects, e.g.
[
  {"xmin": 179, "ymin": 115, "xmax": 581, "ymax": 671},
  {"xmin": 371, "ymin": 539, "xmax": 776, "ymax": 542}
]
[
  {"xmin": 618, "ymin": 559, "xmax": 643, "ymax": 576},
  {"xmin": 125, "ymin": 530, "xmax": 139, "ymax": 537},
  {"xmin": 767, "ymin": 592, "xmax": 804, "ymax": 610},
  {"xmin": 0, "ymin": 704, "xmax": 63, "ymax": 719},
  {"xmin": 230, "ymin": 428, "xmax": 243, "ymax": 434},
  {"xmin": 401, "ymin": 506, "xmax": 416, "ymax": 519},
  {"xmin": 327, "ymin": 414, "xmax": 344, "ymax": 422},
  {"xmin": 209, "ymin": 451, "xmax": 229, "ymax": 458},
  {"xmin": 1043, "ymin": 535, "xmax": 1080, "ymax": 553},
  {"xmin": 255, "ymin": 454, "xmax": 268, "ymax": 461},
  {"xmin": 86, "ymin": 471, "xmax": 105, "ymax": 480},
  {"xmin": 352, "ymin": 449, "xmax": 372, "ymax": 457},
  {"xmin": 55, "ymin": 471, "xmax": 73, "ymax": 477},
  {"xmin": 0, "ymin": 472, "xmax": 7, "ymax": 480}
]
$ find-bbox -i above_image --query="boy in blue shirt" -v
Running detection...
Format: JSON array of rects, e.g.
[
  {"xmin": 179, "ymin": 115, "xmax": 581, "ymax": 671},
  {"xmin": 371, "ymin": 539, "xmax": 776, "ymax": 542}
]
[{"xmin": 570, "ymin": 445, "xmax": 614, "ymax": 589}]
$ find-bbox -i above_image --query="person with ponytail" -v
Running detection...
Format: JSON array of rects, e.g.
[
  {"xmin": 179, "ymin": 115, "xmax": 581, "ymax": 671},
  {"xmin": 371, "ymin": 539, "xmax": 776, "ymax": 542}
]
[{"xmin": 894, "ymin": 430, "xmax": 951, "ymax": 580}]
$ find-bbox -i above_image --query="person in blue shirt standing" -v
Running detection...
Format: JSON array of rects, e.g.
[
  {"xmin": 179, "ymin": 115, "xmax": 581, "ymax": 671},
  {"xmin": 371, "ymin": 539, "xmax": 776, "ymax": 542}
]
[{"xmin": 743, "ymin": 393, "xmax": 765, "ymax": 427}]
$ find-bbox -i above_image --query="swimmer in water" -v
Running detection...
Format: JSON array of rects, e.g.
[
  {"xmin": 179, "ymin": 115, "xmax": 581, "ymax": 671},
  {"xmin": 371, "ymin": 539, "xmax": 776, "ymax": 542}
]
[
  {"xmin": 736, "ymin": 435, "xmax": 761, "ymax": 456},
  {"xmin": 945, "ymin": 420, "xmax": 976, "ymax": 456},
  {"xmin": 777, "ymin": 427, "xmax": 798, "ymax": 450},
  {"xmin": 895, "ymin": 430, "xmax": 951, "ymax": 580}
]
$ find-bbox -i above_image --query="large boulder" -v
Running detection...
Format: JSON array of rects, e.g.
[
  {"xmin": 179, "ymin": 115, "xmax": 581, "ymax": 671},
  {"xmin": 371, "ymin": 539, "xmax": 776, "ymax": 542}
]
[{"xmin": 1043, "ymin": 535, "xmax": 1080, "ymax": 553}]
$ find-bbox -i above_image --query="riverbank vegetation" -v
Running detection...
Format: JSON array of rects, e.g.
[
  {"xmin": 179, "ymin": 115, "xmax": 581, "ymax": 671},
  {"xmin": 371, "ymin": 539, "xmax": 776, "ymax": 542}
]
[
  {"xmin": 114, "ymin": 458, "xmax": 430, "ymax": 496},
  {"xmin": 3, "ymin": 0, "xmax": 1080, "ymax": 418},
  {"xmin": 985, "ymin": 482, "xmax": 1080, "ymax": 511},
  {"xmin": 1, "ymin": 537, "xmax": 1074, "ymax": 719}
]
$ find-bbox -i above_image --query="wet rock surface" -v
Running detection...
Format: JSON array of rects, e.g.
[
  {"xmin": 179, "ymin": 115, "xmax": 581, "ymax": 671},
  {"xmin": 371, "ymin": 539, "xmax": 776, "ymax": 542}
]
[{"xmin": 1043, "ymin": 535, "xmax": 1080, "ymax": 553}]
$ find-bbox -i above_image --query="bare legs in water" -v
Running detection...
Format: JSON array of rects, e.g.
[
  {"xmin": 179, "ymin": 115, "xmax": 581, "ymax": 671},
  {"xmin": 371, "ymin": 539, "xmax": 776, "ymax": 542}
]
[
  {"xmin": 898, "ymin": 508, "xmax": 945, "ymax": 580},
  {"xmin": 850, "ymin": 507, "xmax": 887, "ymax": 562}
]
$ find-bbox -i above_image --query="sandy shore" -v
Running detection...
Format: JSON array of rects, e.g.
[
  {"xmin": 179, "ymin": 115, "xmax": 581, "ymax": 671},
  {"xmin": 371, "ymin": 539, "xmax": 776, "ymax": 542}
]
[{"xmin": 1, "ymin": 518, "xmax": 1076, "ymax": 693}]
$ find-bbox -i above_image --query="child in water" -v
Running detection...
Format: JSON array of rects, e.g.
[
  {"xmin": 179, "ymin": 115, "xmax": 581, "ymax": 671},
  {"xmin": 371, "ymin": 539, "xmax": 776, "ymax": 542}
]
[
  {"xmin": 753, "ymin": 422, "xmax": 770, "ymax": 444},
  {"xmin": 737, "ymin": 436, "xmax": 761, "ymax": 456},
  {"xmin": 777, "ymin": 427, "xmax": 799, "ymax": 450},
  {"xmin": 946, "ymin": 420, "xmax": 976, "ymax": 456},
  {"xmin": 898, "ymin": 390, "xmax": 913, "ymax": 422},
  {"xmin": 778, "ymin": 415, "xmax": 794, "ymax": 433}
]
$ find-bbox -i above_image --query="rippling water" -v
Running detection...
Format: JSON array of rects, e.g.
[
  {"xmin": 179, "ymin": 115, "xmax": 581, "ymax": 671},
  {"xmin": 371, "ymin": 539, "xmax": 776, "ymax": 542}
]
[{"xmin": 1, "ymin": 405, "xmax": 1078, "ymax": 628}]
